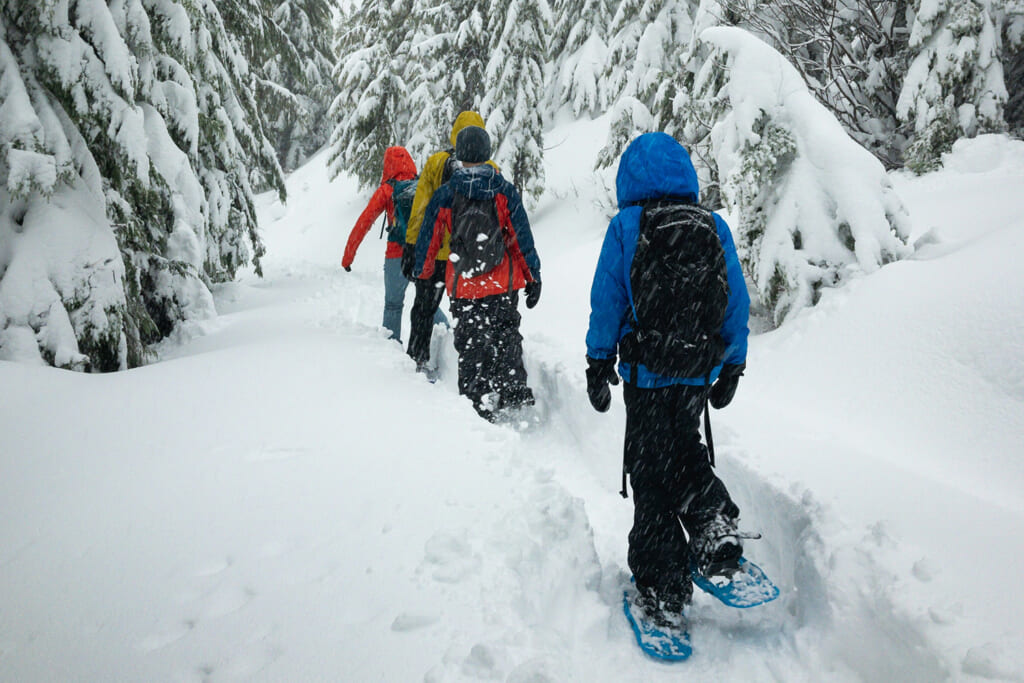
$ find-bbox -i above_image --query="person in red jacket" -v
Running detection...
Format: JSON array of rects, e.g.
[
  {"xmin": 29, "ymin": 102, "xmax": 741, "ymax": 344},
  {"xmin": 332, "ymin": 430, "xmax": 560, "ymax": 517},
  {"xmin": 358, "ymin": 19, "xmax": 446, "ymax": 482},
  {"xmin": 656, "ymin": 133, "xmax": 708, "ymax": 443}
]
[{"xmin": 341, "ymin": 146, "xmax": 447, "ymax": 342}]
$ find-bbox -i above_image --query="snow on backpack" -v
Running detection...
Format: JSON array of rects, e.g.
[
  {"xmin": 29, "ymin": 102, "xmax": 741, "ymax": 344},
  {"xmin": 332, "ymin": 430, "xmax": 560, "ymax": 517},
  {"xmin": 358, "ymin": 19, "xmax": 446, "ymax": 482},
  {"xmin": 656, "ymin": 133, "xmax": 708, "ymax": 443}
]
[
  {"xmin": 449, "ymin": 192, "xmax": 506, "ymax": 279},
  {"xmin": 624, "ymin": 200, "xmax": 729, "ymax": 378},
  {"xmin": 385, "ymin": 177, "xmax": 418, "ymax": 243}
]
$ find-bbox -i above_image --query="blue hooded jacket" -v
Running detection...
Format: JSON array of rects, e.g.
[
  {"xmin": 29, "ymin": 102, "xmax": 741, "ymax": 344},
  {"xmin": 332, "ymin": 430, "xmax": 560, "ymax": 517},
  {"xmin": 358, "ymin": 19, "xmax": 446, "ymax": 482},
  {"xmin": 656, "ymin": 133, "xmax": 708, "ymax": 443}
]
[{"xmin": 585, "ymin": 132, "xmax": 749, "ymax": 387}]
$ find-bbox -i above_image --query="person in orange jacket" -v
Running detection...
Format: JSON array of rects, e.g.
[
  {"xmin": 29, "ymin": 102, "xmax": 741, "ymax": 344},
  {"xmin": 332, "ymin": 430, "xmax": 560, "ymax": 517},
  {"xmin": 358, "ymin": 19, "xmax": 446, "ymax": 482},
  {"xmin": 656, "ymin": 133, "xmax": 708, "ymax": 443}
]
[{"xmin": 341, "ymin": 146, "xmax": 447, "ymax": 342}]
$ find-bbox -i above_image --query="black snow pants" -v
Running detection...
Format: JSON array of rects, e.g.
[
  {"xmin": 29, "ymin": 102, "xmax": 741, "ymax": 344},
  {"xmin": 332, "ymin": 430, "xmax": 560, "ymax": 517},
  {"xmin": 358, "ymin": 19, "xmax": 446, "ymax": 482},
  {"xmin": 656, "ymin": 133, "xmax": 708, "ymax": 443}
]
[
  {"xmin": 407, "ymin": 264, "xmax": 447, "ymax": 365},
  {"xmin": 624, "ymin": 381, "xmax": 739, "ymax": 609},
  {"xmin": 450, "ymin": 291, "xmax": 533, "ymax": 420}
]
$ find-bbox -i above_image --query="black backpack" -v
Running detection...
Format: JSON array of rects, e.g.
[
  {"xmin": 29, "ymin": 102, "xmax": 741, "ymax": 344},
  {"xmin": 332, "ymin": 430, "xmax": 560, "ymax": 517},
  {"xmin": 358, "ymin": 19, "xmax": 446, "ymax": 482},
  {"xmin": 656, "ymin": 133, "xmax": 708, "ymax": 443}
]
[
  {"xmin": 385, "ymin": 177, "xmax": 418, "ymax": 243},
  {"xmin": 449, "ymin": 192, "xmax": 506, "ymax": 279},
  {"xmin": 441, "ymin": 149, "xmax": 459, "ymax": 184},
  {"xmin": 624, "ymin": 200, "xmax": 729, "ymax": 378}
]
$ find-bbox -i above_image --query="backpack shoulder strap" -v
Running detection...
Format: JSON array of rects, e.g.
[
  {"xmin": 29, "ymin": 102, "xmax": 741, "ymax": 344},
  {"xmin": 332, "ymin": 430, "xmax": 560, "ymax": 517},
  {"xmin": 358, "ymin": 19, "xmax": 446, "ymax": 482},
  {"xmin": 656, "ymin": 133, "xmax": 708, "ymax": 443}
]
[{"xmin": 441, "ymin": 150, "xmax": 458, "ymax": 184}]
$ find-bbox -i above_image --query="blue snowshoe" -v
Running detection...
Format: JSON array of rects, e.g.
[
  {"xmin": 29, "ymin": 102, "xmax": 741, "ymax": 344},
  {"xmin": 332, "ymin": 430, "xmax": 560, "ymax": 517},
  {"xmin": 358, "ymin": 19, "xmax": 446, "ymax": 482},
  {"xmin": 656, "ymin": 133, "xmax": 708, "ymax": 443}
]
[
  {"xmin": 691, "ymin": 557, "xmax": 779, "ymax": 608},
  {"xmin": 623, "ymin": 581, "xmax": 692, "ymax": 661}
]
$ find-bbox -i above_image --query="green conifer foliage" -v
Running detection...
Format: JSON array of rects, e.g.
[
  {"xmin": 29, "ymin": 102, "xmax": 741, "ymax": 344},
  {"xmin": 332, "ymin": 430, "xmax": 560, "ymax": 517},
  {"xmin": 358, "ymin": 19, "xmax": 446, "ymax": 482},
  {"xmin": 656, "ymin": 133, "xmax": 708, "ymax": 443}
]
[
  {"xmin": 328, "ymin": 0, "xmax": 415, "ymax": 187},
  {"xmin": 0, "ymin": 0, "xmax": 284, "ymax": 370},
  {"xmin": 484, "ymin": 0, "xmax": 550, "ymax": 199},
  {"xmin": 898, "ymin": 0, "xmax": 1016, "ymax": 172}
]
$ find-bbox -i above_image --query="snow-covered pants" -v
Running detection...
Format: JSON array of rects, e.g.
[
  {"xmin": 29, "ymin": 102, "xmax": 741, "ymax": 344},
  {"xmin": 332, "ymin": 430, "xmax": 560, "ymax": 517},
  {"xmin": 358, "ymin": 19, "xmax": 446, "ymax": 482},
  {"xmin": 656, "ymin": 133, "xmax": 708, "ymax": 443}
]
[
  {"xmin": 624, "ymin": 382, "xmax": 739, "ymax": 607},
  {"xmin": 384, "ymin": 257, "xmax": 446, "ymax": 343},
  {"xmin": 450, "ymin": 291, "xmax": 533, "ymax": 420},
  {"xmin": 407, "ymin": 263, "xmax": 449, "ymax": 363}
]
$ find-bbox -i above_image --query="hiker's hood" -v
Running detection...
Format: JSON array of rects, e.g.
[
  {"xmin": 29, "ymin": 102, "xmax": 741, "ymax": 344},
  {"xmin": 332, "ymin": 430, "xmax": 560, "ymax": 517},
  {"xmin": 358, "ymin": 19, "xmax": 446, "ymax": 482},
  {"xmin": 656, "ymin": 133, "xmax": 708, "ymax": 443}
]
[
  {"xmin": 449, "ymin": 111, "xmax": 487, "ymax": 148},
  {"xmin": 381, "ymin": 146, "xmax": 417, "ymax": 183},
  {"xmin": 450, "ymin": 164, "xmax": 502, "ymax": 200},
  {"xmin": 616, "ymin": 132, "xmax": 700, "ymax": 208}
]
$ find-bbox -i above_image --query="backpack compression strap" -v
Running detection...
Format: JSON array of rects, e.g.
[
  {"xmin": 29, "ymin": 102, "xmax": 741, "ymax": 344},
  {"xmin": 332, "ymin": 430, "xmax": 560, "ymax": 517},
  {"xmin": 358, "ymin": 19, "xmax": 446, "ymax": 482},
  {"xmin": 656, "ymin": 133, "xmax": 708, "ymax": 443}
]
[
  {"xmin": 380, "ymin": 179, "xmax": 395, "ymax": 239},
  {"xmin": 704, "ymin": 375, "xmax": 716, "ymax": 468}
]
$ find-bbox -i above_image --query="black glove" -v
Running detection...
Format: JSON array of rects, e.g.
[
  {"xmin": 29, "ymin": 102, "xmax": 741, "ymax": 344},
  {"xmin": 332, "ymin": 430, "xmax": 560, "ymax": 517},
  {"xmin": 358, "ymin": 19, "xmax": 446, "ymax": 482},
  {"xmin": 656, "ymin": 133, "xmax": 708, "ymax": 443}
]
[
  {"xmin": 401, "ymin": 243, "xmax": 416, "ymax": 280},
  {"xmin": 586, "ymin": 356, "xmax": 620, "ymax": 413},
  {"xmin": 525, "ymin": 281, "xmax": 541, "ymax": 309},
  {"xmin": 709, "ymin": 363, "xmax": 745, "ymax": 409},
  {"xmin": 343, "ymin": 265, "xmax": 351, "ymax": 272}
]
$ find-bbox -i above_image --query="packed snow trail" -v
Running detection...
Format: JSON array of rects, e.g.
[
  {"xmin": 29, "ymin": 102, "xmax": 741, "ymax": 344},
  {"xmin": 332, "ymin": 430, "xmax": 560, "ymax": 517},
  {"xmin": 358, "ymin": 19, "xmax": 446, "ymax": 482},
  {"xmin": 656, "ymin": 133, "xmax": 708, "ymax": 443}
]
[{"xmin": 2, "ymin": 126, "xmax": 1023, "ymax": 681}]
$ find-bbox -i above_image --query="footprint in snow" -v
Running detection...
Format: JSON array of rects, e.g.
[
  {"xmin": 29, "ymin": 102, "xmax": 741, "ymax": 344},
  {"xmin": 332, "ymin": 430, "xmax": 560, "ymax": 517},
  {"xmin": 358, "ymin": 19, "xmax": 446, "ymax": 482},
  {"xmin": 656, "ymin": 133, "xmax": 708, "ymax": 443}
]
[
  {"xmin": 193, "ymin": 556, "xmax": 232, "ymax": 577},
  {"xmin": 137, "ymin": 620, "xmax": 194, "ymax": 653},
  {"xmin": 422, "ymin": 532, "xmax": 481, "ymax": 583},
  {"xmin": 391, "ymin": 613, "xmax": 440, "ymax": 632},
  {"xmin": 201, "ymin": 584, "xmax": 257, "ymax": 619}
]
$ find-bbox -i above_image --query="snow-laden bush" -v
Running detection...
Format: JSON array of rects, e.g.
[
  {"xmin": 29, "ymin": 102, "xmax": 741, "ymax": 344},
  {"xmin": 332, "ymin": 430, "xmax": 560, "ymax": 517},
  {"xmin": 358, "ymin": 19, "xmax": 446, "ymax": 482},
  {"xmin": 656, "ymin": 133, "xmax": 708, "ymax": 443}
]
[
  {"xmin": 0, "ymin": 0, "xmax": 283, "ymax": 370},
  {"xmin": 690, "ymin": 27, "xmax": 914, "ymax": 325}
]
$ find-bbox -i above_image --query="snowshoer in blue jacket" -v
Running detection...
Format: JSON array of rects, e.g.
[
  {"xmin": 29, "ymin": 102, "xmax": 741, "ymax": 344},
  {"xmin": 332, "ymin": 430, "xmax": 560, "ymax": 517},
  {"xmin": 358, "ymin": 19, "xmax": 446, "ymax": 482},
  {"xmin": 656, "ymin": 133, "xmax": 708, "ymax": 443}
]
[{"xmin": 585, "ymin": 132, "xmax": 751, "ymax": 626}]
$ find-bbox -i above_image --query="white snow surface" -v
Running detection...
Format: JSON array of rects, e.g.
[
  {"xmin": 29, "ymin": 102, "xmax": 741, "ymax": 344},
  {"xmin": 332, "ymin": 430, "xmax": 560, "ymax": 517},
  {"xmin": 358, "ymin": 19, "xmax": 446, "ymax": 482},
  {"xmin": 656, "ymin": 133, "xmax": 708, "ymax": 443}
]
[{"xmin": 2, "ymin": 122, "xmax": 1023, "ymax": 681}]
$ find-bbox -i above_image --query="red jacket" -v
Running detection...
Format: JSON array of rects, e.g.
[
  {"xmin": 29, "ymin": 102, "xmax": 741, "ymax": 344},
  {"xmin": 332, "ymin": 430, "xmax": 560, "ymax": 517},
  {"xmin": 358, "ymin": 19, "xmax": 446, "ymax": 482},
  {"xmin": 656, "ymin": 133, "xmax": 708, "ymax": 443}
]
[
  {"xmin": 417, "ymin": 166, "xmax": 540, "ymax": 300},
  {"xmin": 342, "ymin": 146, "xmax": 417, "ymax": 268}
]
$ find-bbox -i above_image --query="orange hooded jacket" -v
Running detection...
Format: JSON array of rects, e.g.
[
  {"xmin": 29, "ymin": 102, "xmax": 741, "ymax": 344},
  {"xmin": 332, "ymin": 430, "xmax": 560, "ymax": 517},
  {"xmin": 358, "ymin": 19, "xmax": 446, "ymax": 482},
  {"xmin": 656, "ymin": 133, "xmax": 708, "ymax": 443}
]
[{"xmin": 341, "ymin": 146, "xmax": 418, "ymax": 268}]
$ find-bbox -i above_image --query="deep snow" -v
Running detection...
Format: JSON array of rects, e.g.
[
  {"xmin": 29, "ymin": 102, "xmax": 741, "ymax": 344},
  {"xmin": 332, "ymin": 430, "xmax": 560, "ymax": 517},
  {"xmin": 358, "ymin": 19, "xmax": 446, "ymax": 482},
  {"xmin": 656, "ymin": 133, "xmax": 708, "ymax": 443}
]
[{"xmin": 2, "ymin": 121, "xmax": 1023, "ymax": 682}]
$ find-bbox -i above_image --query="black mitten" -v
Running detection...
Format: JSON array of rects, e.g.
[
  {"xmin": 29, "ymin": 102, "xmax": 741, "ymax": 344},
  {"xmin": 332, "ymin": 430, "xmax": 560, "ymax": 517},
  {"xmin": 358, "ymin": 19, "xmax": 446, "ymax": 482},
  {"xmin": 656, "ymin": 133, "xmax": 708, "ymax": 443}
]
[
  {"xmin": 709, "ymin": 363, "xmax": 745, "ymax": 409},
  {"xmin": 401, "ymin": 243, "xmax": 416, "ymax": 280},
  {"xmin": 525, "ymin": 281, "xmax": 542, "ymax": 309},
  {"xmin": 586, "ymin": 356, "xmax": 620, "ymax": 412}
]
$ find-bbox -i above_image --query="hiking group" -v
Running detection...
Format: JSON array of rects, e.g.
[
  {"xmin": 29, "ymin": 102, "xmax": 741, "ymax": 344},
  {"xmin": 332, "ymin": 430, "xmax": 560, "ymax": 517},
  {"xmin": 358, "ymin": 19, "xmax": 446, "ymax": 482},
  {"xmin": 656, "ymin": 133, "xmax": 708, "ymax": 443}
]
[
  {"xmin": 344, "ymin": 111, "xmax": 540, "ymax": 422},
  {"xmin": 342, "ymin": 115, "xmax": 758, "ymax": 647}
]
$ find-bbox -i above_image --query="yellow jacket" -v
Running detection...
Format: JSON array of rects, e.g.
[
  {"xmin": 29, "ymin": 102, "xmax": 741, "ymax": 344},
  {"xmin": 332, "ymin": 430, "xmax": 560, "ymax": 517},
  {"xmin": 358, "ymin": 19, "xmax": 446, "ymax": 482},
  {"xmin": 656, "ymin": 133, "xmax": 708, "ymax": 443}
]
[{"xmin": 405, "ymin": 111, "xmax": 499, "ymax": 260}]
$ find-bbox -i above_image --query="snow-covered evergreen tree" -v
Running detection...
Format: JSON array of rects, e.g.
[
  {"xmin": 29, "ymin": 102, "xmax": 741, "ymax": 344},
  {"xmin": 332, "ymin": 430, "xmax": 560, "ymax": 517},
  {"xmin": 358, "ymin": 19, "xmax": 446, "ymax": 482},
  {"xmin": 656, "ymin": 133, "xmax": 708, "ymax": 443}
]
[
  {"xmin": 548, "ymin": 0, "xmax": 614, "ymax": 116},
  {"xmin": 483, "ymin": 0, "xmax": 551, "ymax": 199},
  {"xmin": 328, "ymin": 0, "xmax": 416, "ymax": 187},
  {"xmin": 0, "ymin": 0, "xmax": 284, "ymax": 370},
  {"xmin": 595, "ymin": 96, "xmax": 656, "ymax": 168},
  {"xmin": 404, "ymin": 0, "xmax": 490, "ymax": 161},
  {"xmin": 645, "ymin": 0, "xmax": 726, "ymax": 194},
  {"xmin": 1005, "ymin": 5, "xmax": 1024, "ymax": 134},
  {"xmin": 898, "ymin": 0, "xmax": 1011, "ymax": 172},
  {"xmin": 259, "ymin": 0, "xmax": 336, "ymax": 170},
  {"xmin": 691, "ymin": 27, "xmax": 913, "ymax": 324},
  {"xmin": 596, "ymin": 0, "xmax": 693, "ymax": 167}
]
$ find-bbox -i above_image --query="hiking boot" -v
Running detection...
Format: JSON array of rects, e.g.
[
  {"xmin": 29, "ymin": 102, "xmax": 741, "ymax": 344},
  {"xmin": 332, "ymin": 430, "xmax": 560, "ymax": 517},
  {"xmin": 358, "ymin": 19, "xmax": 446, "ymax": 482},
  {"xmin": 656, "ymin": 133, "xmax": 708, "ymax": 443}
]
[
  {"xmin": 500, "ymin": 386, "xmax": 535, "ymax": 411},
  {"xmin": 633, "ymin": 584, "xmax": 690, "ymax": 630},
  {"xmin": 690, "ymin": 513, "xmax": 743, "ymax": 578}
]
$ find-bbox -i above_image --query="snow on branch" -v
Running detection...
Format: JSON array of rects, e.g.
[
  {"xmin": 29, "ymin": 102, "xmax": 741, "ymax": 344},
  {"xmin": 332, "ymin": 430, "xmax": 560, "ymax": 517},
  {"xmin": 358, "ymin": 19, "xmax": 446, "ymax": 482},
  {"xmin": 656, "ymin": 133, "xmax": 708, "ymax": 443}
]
[{"xmin": 693, "ymin": 26, "xmax": 914, "ymax": 325}]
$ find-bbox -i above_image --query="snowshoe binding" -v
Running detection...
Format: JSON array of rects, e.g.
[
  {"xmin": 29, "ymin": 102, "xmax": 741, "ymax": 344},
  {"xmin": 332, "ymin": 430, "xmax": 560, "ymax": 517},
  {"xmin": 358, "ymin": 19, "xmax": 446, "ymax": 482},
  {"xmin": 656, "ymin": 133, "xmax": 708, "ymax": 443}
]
[
  {"xmin": 687, "ymin": 515, "xmax": 778, "ymax": 608},
  {"xmin": 623, "ymin": 580, "xmax": 692, "ymax": 661}
]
